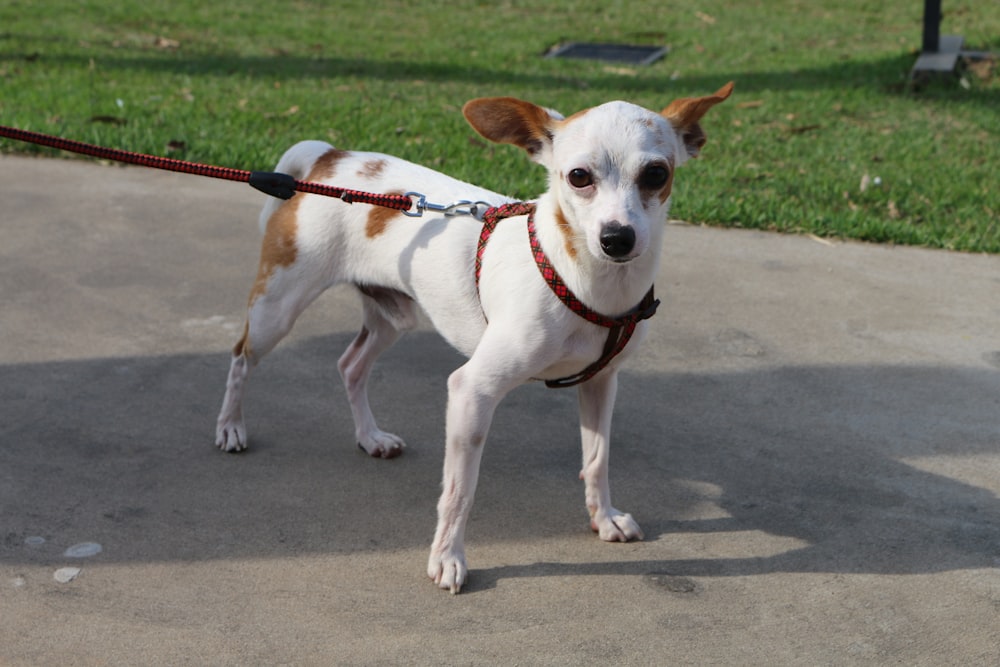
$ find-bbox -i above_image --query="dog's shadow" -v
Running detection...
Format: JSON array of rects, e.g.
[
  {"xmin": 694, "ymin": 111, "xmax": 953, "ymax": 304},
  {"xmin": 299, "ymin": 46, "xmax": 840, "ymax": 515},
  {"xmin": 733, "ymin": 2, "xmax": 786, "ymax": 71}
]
[
  {"xmin": 1, "ymin": 331, "xmax": 998, "ymax": 591},
  {"xmin": 463, "ymin": 359, "xmax": 1000, "ymax": 592}
]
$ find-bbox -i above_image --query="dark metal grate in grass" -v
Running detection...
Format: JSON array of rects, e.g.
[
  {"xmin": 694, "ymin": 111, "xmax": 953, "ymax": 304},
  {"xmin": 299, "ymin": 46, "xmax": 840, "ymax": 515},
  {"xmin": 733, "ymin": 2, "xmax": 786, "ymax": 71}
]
[{"xmin": 544, "ymin": 42, "xmax": 667, "ymax": 66}]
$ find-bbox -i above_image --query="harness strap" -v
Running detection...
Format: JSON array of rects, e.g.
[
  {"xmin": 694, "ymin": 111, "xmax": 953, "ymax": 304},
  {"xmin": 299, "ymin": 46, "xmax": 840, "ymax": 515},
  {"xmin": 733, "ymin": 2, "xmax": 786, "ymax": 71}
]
[
  {"xmin": 476, "ymin": 203, "xmax": 659, "ymax": 388},
  {"xmin": 476, "ymin": 201, "xmax": 537, "ymax": 290}
]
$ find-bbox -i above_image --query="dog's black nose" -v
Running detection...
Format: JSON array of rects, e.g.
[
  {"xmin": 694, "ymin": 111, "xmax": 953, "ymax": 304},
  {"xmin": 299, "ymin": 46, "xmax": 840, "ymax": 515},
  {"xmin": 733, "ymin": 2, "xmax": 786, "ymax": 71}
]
[{"xmin": 599, "ymin": 223, "xmax": 636, "ymax": 259}]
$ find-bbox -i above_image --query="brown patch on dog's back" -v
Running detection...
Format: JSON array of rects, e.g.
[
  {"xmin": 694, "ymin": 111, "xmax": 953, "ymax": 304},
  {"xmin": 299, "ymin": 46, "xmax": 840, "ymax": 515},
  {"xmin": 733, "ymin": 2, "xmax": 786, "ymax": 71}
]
[
  {"xmin": 309, "ymin": 148, "xmax": 348, "ymax": 181},
  {"xmin": 366, "ymin": 191, "xmax": 404, "ymax": 238},
  {"xmin": 358, "ymin": 158, "xmax": 387, "ymax": 180},
  {"xmin": 554, "ymin": 203, "xmax": 578, "ymax": 259}
]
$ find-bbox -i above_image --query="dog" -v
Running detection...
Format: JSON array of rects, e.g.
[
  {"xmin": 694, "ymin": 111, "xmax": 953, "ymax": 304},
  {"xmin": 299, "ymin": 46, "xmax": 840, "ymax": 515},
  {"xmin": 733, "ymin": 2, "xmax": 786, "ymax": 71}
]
[{"xmin": 215, "ymin": 82, "xmax": 733, "ymax": 593}]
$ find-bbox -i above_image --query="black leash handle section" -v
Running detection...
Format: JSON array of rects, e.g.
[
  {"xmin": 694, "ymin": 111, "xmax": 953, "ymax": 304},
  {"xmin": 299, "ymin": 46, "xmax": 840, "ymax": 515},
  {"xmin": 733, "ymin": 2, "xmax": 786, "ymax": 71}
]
[
  {"xmin": 0, "ymin": 124, "xmax": 415, "ymax": 211},
  {"xmin": 248, "ymin": 171, "xmax": 297, "ymax": 200}
]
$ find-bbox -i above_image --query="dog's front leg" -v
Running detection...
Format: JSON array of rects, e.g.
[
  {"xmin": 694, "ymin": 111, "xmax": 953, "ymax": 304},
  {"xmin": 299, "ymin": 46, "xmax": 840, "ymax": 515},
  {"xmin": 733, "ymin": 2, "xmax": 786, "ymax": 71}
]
[
  {"xmin": 427, "ymin": 361, "xmax": 512, "ymax": 594},
  {"xmin": 578, "ymin": 370, "xmax": 644, "ymax": 542}
]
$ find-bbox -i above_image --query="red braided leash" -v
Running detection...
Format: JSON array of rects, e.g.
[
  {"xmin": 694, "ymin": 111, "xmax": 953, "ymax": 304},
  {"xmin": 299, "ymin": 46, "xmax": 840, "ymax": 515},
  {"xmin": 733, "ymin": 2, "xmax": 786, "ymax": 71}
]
[
  {"xmin": 476, "ymin": 202, "xmax": 659, "ymax": 388},
  {"xmin": 0, "ymin": 125, "xmax": 414, "ymax": 211}
]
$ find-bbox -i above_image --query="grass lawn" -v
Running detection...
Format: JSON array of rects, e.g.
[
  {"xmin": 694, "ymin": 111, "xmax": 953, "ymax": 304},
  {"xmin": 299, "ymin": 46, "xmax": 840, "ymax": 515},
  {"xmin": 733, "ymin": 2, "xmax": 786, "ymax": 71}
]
[{"xmin": 1, "ymin": 1, "xmax": 998, "ymax": 252}]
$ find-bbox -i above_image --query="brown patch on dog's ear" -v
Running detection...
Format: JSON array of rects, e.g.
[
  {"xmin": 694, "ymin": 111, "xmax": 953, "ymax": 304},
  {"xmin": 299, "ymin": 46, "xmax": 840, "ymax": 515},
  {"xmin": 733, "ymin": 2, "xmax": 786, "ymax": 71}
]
[
  {"xmin": 366, "ymin": 193, "xmax": 404, "ymax": 237},
  {"xmin": 463, "ymin": 97, "xmax": 556, "ymax": 157},
  {"xmin": 661, "ymin": 81, "xmax": 734, "ymax": 159}
]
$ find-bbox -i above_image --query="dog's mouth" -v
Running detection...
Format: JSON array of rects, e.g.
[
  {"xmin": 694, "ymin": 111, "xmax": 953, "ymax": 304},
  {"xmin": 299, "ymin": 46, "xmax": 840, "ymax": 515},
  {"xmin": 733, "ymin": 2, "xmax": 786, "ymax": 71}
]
[{"xmin": 591, "ymin": 245, "xmax": 641, "ymax": 264}]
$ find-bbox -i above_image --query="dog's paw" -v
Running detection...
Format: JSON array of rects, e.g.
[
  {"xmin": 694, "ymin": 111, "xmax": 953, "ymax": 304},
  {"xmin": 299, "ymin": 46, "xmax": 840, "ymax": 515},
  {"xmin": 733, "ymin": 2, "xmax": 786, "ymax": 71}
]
[
  {"xmin": 358, "ymin": 430, "xmax": 406, "ymax": 459},
  {"xmin": 427, "ymin": 549, "xmax": 467, "ymax": 594},
  {"xmin": 590, "ymin": 508, "xmax": 644, "ymax": 542},
  {"xmin": 216, "ymin": 419, "xmax": 247, "ymax": 452}
]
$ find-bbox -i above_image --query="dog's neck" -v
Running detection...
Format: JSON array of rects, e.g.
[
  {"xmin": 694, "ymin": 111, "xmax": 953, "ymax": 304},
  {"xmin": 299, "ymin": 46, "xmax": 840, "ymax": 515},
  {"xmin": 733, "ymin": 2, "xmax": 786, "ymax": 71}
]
[{"xmin": 532, "ymin": 195, "xmax": 662, "ymax": 318}]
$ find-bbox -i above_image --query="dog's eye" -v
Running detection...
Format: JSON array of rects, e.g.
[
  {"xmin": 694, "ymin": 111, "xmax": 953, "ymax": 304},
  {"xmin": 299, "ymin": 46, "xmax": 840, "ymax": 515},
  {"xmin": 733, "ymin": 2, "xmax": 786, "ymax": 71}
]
[
  {"xmin": 639, "ymin": 165, "xmax": 670, "ymax": 189},
  {"xmin": 567, "ymin": 168, "xmax": 593, "ymax": 189}
]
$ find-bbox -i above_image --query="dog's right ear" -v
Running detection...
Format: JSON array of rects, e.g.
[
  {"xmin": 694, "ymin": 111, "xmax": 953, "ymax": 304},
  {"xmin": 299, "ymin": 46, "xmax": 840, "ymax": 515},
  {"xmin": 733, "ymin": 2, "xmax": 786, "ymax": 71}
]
[{"xmin": 463, "ymin": 97, "xmax": 561, "ymax": 163}]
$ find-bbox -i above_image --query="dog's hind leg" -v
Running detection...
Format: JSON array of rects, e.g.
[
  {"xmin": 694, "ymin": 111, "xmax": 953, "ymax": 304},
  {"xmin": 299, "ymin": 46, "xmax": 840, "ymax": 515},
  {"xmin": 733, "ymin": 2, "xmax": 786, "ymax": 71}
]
[
  {"xmin": 216, "ymin": 336, "xmax": 253, "ymax": 452},
  {"xmin": 337, "ymin": 286, "xmax": 416, "ymax": 458},
  {"xmin": 217, "ymin": 190, "xmax": 346, "ymax": 452},
  {"xmin": 578, "ymin": 370, "xmax": 644, "ymax": 542},
  {"xmin": 215, "ymin": 260, "xmax": 331, "ymax": 452}
]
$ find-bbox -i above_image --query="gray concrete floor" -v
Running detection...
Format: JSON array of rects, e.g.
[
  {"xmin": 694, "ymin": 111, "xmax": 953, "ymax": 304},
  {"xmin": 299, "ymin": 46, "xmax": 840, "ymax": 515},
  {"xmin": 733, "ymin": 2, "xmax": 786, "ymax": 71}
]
[{"xmin": 1, "ymin": 155, "xmax": 999, "ymax": 665}]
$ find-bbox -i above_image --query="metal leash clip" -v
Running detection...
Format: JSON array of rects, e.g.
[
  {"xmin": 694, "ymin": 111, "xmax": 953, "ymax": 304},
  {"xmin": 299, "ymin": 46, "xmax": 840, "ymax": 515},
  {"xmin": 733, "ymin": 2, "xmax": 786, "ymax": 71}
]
[{"xmin": 404, "ymin": 192, "xmax": 493, "ymax": 220}]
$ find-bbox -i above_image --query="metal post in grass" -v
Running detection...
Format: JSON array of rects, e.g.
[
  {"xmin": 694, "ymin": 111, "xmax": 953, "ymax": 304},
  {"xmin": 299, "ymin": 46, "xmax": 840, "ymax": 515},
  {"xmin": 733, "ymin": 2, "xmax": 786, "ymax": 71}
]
[
  {"xmin": 911, "ymin": 0, "xmax": 965, "ymax": 82},
  {"xmin": 921, "ymin": 0, "xmax": 941, "ymax": 53}
]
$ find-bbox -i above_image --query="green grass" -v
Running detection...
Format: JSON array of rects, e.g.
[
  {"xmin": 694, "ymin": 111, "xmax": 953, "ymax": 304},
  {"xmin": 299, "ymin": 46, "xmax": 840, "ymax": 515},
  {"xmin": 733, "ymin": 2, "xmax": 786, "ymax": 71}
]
[{"xmin": 2, "ymin": 0, "xmax": 998, "ymax": 251}]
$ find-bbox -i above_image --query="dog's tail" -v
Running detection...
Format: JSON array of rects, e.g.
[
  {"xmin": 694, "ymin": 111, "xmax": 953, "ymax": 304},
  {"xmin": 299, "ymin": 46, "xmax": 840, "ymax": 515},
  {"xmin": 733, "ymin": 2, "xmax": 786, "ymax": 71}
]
[{"xmin": 258, "ymin": 140, "xmax": 336, "ymax": 233}]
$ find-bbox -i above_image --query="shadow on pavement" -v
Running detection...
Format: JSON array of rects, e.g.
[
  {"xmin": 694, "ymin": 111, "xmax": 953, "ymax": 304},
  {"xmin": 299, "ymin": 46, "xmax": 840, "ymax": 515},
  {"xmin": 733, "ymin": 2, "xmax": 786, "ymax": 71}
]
[{"xmin": 3, "ymin": 331, "xmax": 997, "ymax": 588}]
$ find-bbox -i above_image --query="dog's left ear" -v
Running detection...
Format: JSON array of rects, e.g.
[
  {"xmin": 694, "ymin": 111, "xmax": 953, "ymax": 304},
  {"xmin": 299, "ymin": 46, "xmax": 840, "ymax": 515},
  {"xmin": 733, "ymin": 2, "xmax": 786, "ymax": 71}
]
[
  {"xmin": 661, "ymin": 81, "xmax": 734, "ymax": 160},
  {"xmin": 463, "ymin": 97, "xmax": 562, "ymax": 164}
]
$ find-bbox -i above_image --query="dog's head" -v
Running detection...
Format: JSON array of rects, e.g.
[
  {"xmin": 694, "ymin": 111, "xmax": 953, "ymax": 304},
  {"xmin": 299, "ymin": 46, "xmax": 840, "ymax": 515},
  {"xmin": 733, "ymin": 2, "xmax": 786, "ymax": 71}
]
[{"xmin": 464, "ymin": 82, "xmax": 733, "ymax": 264}]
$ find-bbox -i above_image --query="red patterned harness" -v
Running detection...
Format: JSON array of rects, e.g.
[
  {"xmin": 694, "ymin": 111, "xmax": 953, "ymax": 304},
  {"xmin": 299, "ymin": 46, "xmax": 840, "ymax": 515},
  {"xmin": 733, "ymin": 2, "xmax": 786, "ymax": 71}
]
[{"xmin": 475, "ymin": 202, "xmax": 659, "ymax": 388}]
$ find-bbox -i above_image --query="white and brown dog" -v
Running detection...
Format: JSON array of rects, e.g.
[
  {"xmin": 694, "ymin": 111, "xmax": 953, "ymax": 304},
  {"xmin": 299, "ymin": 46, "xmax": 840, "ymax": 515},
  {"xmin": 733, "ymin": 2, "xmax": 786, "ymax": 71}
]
[{"xmin": 216, "ymin": 82, "xmax": 733, "ymax": 593}]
